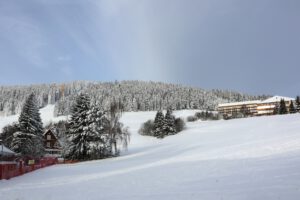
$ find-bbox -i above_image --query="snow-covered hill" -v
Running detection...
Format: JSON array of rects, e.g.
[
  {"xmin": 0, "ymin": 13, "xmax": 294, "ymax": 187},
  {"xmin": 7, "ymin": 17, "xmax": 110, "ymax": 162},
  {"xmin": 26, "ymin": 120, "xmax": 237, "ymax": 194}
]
[
  {"xmin": 1, "ymin": 108, "xmax": 300, "ymax": 200},
  {"xmin": 0, "ymin": 80, "xmax": 268, "ymax": 116}
]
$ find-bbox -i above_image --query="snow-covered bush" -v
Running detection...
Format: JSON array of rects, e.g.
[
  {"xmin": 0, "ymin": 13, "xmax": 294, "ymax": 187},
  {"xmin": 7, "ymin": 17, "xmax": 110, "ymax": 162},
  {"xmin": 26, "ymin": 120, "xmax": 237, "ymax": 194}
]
[
  {"xmin": 138, "ymin": 120, "xmax": 154, "ymax": 136},
  {"xmin": 174, "ymin": 118, "xmax": 185, "ymax": 133},
  {"xmin": 195, "ymin": 111, "xmax": 221, "ymax": 121},
  {"xmin": 187, "ymin": 115, "xmax": 197, "ymax": 122}
]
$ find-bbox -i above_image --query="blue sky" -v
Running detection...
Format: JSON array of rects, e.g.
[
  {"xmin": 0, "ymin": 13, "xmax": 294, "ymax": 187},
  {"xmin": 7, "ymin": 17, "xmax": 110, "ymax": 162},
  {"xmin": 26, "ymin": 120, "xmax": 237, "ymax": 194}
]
[{"xmin": 0, "ymin": 0, "xmax": 299, "ymax": 96}]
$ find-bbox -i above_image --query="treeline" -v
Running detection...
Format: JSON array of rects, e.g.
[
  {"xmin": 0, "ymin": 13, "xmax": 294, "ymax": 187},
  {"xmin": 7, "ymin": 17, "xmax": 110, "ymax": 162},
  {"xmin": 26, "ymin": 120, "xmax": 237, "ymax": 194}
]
[{"xmin": 0, "ymin": 81, "xmax": 268, "ymax": 116}]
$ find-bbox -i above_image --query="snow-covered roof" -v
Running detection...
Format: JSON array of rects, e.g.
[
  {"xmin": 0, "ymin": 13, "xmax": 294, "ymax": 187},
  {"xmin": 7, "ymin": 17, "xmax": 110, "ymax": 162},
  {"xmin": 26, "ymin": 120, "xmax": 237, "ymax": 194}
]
[
  {"xmin": 44, "ymin": 129, "xmax": 53, "ymax": 136},
  {"xmin": 218, "ymin": 96, "xmax": 294, "ymax": 108},
  {"xmin": 261, "ymin": 96, "xmax": 294, "ymax": 103},
  {"xmin": 44, "ymin": 129, "xmax": 58, "ymax": 139},
  {"xmin": 0, "ymin": 145, "xmax": 16, "ymax": 155}
]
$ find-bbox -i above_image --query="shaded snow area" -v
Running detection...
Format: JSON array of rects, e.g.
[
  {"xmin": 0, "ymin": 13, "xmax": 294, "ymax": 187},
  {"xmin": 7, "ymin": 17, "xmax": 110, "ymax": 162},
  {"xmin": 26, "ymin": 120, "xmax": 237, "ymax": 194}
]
[{"xmin": 1, "ymin": 108, "xmax": 300, "ymax": 200}]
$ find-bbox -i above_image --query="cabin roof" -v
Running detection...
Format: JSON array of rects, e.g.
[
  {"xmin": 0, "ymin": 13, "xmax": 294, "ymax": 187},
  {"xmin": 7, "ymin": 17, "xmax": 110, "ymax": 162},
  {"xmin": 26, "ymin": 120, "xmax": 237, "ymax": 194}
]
[{"xmin": 43, "ymin": 129, "xmax": 58, "ymax": 140}]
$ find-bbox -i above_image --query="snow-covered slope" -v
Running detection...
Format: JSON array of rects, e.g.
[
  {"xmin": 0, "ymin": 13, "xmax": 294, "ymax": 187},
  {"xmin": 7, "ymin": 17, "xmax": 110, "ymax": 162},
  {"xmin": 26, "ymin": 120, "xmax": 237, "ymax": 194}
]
[
  {"xmin": 1, "ymin": 110, "xmax": 300, "ymax": 200},
  {"xmin": 0, "ymin": 105, "xmax": 68, "ymax": 131}
]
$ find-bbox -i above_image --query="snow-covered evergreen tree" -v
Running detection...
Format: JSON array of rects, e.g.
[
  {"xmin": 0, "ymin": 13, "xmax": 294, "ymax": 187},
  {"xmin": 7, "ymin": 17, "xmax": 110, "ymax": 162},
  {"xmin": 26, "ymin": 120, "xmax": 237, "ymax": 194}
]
[
  {"xmin": 0, "ymin": 123, "xmax": 19, "ymax": 148},
  {"xmin": 295, "ymin": 96, "xmax": 300, "ymax": 112},
  {"xmin": 289, "ymin": 101, "xmax": 296, "ymax": 113},
  {"xmin": 279, "ymin": 99, "xmax": 288, "ymax": 115},
  {"xmin": 65, "ymin": 94, "xmax": 130, "ymax": 160},
  {"xmin": 86, "ymin": 104, "xmax": 110, "ymax": 159},
  {"xmin": 65, "ymin": 93, "xmax": 92, "ymax": 160},
  {"xmin": 11, "ymin": 93, "xmax": 44, "ymax": 157},
  {"xmin": 153, "ymin": 111, "xmax": 165, "ymax": 138},
  {"xmin": 164, "ymin": 109, "xmax": 176, "ymax": 135},
  {"xmin": 11, "ymin": 132, "xmax": 36, "ymax": 156}
]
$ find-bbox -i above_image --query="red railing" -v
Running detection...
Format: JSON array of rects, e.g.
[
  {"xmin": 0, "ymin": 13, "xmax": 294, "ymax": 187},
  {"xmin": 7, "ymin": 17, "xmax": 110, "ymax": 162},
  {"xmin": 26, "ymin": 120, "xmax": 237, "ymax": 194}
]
[{"xmin": 0, "ymin": 157, "xmax": 58, "ymax": 180}]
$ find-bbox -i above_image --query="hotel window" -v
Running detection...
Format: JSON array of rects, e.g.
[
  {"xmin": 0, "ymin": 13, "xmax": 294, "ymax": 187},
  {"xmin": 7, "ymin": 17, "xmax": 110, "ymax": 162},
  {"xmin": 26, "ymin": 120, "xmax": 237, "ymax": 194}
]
[
  {"xmin": 47, "ymin": 142, "xmax": 50, "ymax": 147},
  {"xmin": 47, "ymin": 135, "xmax": 51, "ymax": 140}
]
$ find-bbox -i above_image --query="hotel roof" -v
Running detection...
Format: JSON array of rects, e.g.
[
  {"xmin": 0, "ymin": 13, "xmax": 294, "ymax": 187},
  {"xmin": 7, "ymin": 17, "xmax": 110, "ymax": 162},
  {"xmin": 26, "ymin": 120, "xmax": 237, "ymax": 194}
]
[{"xmin": 218, "ymin": 96, "xmax": 294, "ymax": 108}]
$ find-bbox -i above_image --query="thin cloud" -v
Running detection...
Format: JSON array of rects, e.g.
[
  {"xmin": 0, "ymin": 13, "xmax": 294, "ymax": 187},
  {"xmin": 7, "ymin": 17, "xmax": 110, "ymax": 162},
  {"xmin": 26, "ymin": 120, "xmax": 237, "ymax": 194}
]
[
  {"xmin": 0, "ymin": 0, "xmax": 299, "ymax": 96},
  {"xmin": 57, "ymin": 55, "xmax": 72, "ymax": 62},
  {"xmin": 0, "ymin": 15, "xmax": 48, "ymax": 69}
]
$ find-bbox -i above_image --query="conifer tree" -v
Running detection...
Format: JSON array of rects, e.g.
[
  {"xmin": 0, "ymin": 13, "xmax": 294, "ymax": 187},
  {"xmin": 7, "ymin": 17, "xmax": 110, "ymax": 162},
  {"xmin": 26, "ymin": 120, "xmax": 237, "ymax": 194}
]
[
  {"xmin": 296, "ymin": 96, "xmax": 300, "ymax": 112},
  {"xmin": 11, "ymin": 93, "xmax": 44, "ymax": 157},
  {"xmin": 153, "ymin": 111, "xmax": 165, "ymax": 138},
  {"xmin": 65, "ymin": 95, "xmax": 130, "ymax": 160},
  {"xmin": 279, "ymin": 99, "xmax": 287, "ymax": 115},
  {"xmin": 289, "ymin": 101, "xmax": 296, "ymax": 114},
  {"xmin": 273, "ymin": 103, "xmax": 279, "ymax": 115},
  {"xmin": 86, "ymin": 104, "xmax": 110, "ymax": 159},
  {"xmin": 164, "ymin": 109, "xmax": 176, "ymax": 135},
  {"xmin": 65, "ymin": 94, "xmax": 92, "ymax": 160},
  {"xmin": 1, "ymin": 123, "xmax": 19, "ymax": 148},
  {"xmin": 11, "ymin": 131, "xmax": 36, "ymax": 156}
]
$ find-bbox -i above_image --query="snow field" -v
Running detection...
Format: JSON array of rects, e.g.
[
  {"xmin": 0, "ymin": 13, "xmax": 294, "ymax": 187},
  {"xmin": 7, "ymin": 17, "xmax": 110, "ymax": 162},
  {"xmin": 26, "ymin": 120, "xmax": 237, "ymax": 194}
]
[{"xmin": 1, "ymin": 106, "xmax": 300, "ymax": 200}]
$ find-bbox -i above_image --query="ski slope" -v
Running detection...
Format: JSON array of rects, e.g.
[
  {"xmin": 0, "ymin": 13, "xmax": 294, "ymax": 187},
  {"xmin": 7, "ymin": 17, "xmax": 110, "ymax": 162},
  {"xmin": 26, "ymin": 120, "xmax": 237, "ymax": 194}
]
[{"xmin": 1, "ymin": 107, "xmax": 300, "ymax": 200}]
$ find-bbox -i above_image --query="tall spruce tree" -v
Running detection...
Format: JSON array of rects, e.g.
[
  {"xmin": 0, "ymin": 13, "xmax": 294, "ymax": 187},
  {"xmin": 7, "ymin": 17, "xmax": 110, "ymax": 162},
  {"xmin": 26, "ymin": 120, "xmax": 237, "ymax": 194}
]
[
  {"xmin": 279, "ymin": 99, "xmax": 288, "ymax": 114},
  {"xmin": 289, "ymin": 101, "xmax": 296, "ymax": 114},
  {"xmin": 11, "ymin": 93, "xmax": 44, "ymax": 157},
  {"xmin": 164, "ymin": 109, "xmax": 176, "ymax": 135},
  {"xmin": 153, "ymin": 111, "xmax": 165, "ymax": 138},
  {"xmin": 86, "ymin": 104, "xmax": 110, "ymax": 159},
  {"xmin": 65, "ymin": 94, "xmax": 92, "ymax": 160}
]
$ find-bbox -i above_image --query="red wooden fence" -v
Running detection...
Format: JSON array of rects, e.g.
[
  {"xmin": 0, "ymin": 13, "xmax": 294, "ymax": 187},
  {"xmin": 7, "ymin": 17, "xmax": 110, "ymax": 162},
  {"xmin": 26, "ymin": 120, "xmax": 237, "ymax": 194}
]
[{"xmin": 0, "ymin": 157, "xmax": 57, "ymax": 180}]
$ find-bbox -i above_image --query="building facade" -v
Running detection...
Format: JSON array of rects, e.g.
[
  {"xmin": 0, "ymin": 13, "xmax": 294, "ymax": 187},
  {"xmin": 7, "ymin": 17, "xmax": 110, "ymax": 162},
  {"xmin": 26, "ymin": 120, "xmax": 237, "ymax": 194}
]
[{"xmin": 217, "ymin": 96, "xmax": 294, "ymax": 117}]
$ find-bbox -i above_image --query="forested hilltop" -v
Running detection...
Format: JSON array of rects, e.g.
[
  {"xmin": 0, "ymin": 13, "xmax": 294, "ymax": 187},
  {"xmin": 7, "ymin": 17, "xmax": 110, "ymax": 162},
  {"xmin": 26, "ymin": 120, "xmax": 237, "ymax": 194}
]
[{"xmin": 0, "ymin": 80, "xmax": 268, "ymax": 116}]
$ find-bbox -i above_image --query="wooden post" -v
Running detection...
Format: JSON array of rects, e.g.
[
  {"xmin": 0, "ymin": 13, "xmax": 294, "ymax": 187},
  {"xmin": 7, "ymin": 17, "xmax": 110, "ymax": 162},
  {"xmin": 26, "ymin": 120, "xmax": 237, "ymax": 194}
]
[
  {"xmin": 0, "ymin": 164, "xmax": 3, "ymax": 180},
  {"xmin": 19, "ymin": 161, "xmax": 23, "ymax": 175}
]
